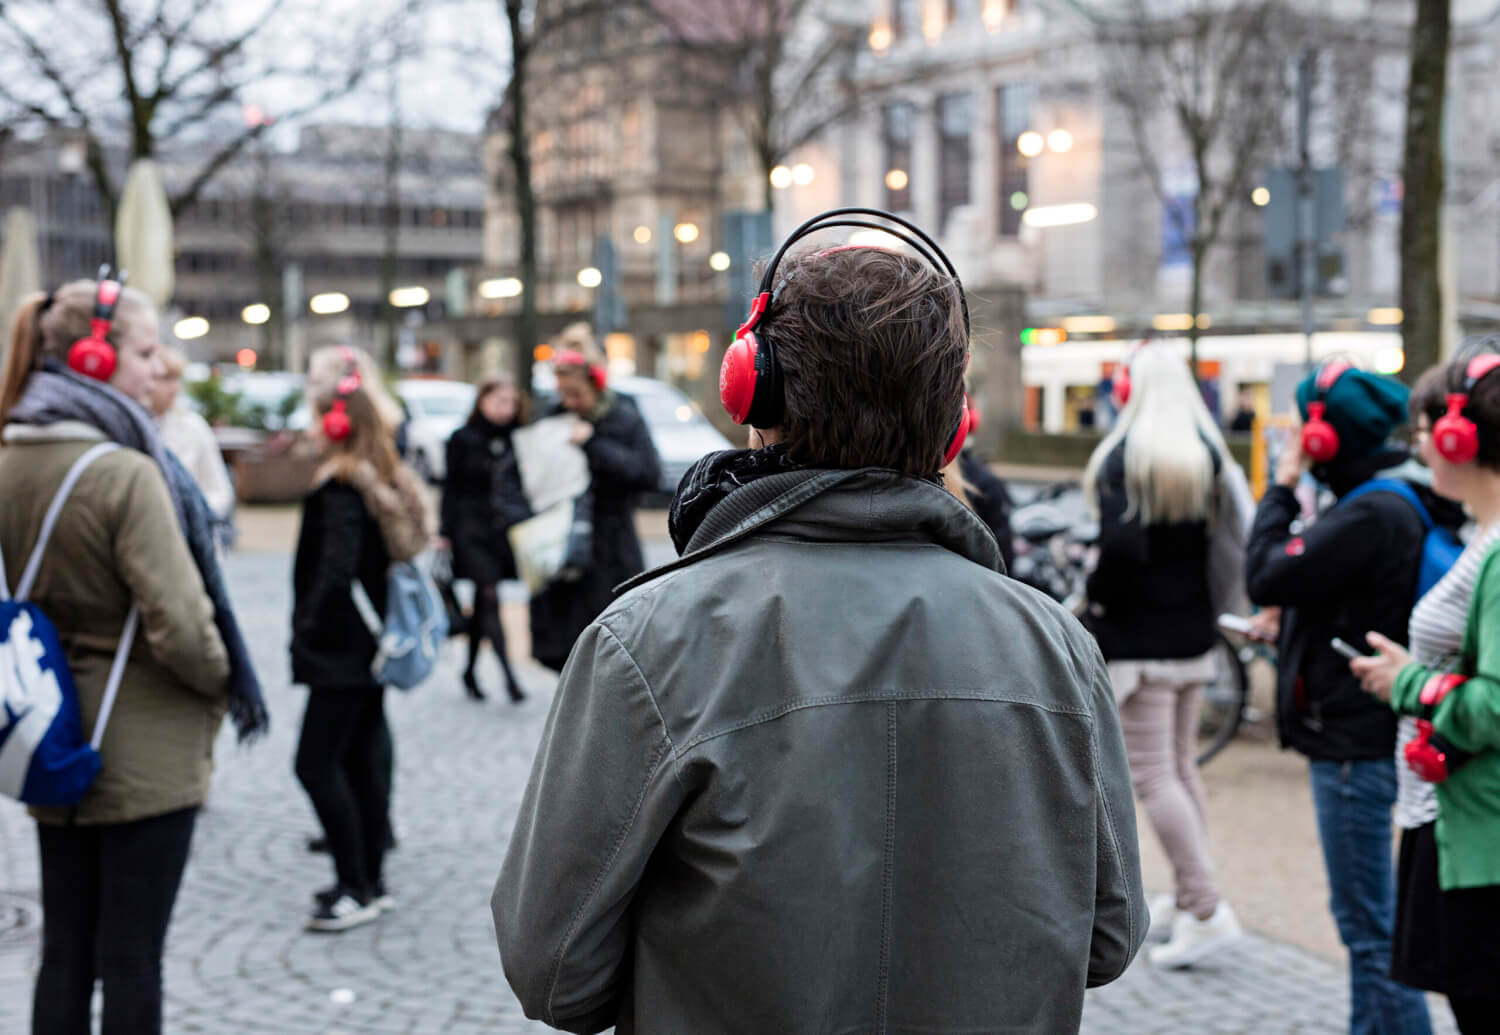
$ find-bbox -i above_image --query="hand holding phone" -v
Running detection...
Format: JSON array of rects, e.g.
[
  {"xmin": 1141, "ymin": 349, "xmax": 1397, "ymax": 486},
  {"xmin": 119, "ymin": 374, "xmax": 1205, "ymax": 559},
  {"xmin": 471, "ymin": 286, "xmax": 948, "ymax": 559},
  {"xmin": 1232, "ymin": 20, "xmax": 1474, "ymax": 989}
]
[{"xmin": 1331, "ymin": 637, "xmax": 1365, "ymax": 660}]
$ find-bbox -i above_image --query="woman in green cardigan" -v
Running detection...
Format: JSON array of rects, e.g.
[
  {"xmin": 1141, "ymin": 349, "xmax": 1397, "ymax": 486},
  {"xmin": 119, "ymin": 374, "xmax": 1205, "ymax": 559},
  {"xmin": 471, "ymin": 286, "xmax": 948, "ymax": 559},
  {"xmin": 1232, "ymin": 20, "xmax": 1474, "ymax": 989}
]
[{"xmin": 1351, "ymin": 344, "xmax": 1500, "ymax": 1034}]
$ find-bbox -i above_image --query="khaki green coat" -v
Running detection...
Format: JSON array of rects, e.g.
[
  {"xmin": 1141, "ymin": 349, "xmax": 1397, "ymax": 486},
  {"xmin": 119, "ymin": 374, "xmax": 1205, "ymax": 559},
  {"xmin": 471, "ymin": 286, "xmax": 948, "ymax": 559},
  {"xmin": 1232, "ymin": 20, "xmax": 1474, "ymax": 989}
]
[{"xmin": 0, "ymin": 422, "xmax": 230, "ymax": 825}]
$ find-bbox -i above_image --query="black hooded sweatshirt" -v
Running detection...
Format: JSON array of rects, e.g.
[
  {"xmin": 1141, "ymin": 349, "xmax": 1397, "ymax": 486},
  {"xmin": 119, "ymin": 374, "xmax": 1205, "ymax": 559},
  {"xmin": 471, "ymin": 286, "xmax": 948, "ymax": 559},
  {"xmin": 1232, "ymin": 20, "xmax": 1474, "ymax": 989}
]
[{"xmin": 1246, "ymin": 448, "xmax": 1466, "ymax": 761}]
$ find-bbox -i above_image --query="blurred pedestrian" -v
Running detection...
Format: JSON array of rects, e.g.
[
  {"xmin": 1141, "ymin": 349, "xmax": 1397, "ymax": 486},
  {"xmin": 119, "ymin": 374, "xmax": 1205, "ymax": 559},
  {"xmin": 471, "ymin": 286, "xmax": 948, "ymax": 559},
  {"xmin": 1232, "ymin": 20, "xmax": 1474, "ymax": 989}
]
[
  {"xmin": 953, "ymin": 399, "xmax": 1016, "ymax": 571},
  {"xmin": 528, "ymin": 328, "xmax": 660, "ymax": 672},
  {"xmin": 1350, "ymin": 348, "xmax": 1500, "ymax": 1033},
  {"xmin": 291, "ymin": 345, "xmax": 428, "ymax": 933},
  {"xmin": 1082, "ymin": 345, "xmax": 1248, "ymax": 968},
  {"xmin": 494, "ymin": 226, "xmax": 1145, "ymax": 1032},
  {"xmin": 147, "ymin": 346, "xmax": 235, "ymax": 527},
  {"xmin": 1245, "ymin": 361, "xmax": 1446, "ymax": 1035},
  {"xmin": 0, "ymin": 277, "xmax": 266, "ymax": 1035},
  {"xmin": 1229, "ymin": 388, "xmax": 1258, "ymax": 434},
  {"xmin": 440, "ymin": 373, "xmax": 529, "ymax": 702}
]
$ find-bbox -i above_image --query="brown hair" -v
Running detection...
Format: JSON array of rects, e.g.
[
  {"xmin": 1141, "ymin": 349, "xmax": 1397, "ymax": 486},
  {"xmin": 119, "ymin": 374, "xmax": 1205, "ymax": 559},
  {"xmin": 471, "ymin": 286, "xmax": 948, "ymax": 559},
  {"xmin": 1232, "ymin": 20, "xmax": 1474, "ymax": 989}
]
[
  {"xmin": 469, "ymin": 371, "xmax": 530, "ymax": 424},
  {"xmin": 1, "ymin": 281, "xmax": 157, "ymax": 423},
  {"xmin": 765, "ymin": 247, "xmax": 968, "ymax": 475},
  {"xmin": 306, "ymin": 345, "xmax": 403, "ymax": 484}
]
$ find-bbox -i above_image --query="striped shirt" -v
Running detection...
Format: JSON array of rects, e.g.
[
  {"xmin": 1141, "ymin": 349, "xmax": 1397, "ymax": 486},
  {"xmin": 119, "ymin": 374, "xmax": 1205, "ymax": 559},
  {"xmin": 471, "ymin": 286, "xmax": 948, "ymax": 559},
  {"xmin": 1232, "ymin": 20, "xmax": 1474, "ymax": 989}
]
[{"xmin": 1396, "ymin": 521, "xmax": 1500, "ymax": 829}]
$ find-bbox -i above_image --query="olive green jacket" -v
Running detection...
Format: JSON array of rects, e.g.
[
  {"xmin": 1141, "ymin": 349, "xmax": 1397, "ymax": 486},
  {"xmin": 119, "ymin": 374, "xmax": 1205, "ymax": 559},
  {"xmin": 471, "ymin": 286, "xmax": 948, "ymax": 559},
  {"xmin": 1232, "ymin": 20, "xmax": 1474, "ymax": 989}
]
[
  {"xmin": 1393, "ymin": 541, "xmax": 1500, "ymax": 890},
  {"xmin": 0, "ymin": 423, "xmax": 230, "ymax": 825}
]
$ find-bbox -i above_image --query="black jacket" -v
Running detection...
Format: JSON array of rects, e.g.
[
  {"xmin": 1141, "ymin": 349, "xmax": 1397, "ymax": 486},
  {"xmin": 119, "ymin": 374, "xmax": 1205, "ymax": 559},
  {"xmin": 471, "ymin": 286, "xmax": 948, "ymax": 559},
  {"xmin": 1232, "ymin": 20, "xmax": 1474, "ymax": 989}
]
[
  {"xmin": 290, "ymin": 480, "xmax": 388, "ymax": 689},
  {"xmin": 441, "ymin": 415, "xmax": 527, "ymax": 584},
  {"xmin": 1085, "ymin": 440, "xmax": 1218, "ymax": 662},
  {"xmin": 959, "ymin": 450, "xmax": 1014, "ymax": 572},
  {"xmin": 1246, "ymin": 453, "xmax": 1464, "ymax": 761},
  {"xmin": 529, "ymin": 394, "xmax": 661, "ymax": 671}
]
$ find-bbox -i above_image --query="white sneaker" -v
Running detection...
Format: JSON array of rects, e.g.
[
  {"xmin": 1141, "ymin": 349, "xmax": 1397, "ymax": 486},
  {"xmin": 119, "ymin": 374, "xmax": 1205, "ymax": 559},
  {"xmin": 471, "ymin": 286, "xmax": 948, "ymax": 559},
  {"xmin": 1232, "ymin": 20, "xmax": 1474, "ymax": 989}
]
[
  {"xmin": 1149, "ymin": 901, "xmax": 1242, "ymax": 969},
  {"xmin": 1148, "ymin": 893, "xmax": 1176, "ymax": 940}
]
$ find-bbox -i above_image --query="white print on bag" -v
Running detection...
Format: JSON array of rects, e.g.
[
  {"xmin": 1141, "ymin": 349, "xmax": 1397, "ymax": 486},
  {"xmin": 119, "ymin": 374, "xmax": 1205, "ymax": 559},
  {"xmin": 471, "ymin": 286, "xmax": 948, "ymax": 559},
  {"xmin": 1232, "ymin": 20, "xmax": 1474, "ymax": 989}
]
[{"xmin": 0, "ymin": 609, "xmax": 65, "ymax": 795}]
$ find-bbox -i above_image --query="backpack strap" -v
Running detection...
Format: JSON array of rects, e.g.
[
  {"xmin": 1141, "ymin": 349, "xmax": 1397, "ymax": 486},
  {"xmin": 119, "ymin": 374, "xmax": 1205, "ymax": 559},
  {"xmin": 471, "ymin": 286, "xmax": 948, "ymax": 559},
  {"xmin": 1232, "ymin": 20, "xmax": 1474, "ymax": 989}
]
[
  {"xmin": 1340, "ymin": 478, "xmax": 1433, "ymax": 531},
  {"xmin": 14, "ymin": 442, "xmax": 125, "ymax": 601}
]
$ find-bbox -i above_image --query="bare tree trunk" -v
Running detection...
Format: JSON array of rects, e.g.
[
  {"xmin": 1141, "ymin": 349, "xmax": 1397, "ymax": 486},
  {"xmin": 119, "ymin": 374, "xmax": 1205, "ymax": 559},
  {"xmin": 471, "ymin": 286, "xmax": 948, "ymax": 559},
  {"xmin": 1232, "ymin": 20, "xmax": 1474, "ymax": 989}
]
[
  {"xmin": 507, "ymin": 0, "xmax": 538, "ymax": 393},
  {"xmin": 381, "ymin": 67, "xmax": 402, "ymax": 369},
  {"xmin": 1188, "ymin": 243, "xmax": 1204, "ymax": 376},
  {"xmin": 1399, "ymin": 0, "xmax": 1450, "ymax": 381}
]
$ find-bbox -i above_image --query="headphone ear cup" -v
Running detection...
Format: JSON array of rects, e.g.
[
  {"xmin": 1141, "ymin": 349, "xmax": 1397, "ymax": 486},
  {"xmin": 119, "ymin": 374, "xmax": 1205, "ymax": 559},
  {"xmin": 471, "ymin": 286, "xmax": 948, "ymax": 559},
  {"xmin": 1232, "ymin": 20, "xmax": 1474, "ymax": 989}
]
[
  {"xmin": 68, "ymin": 337, "xmax": 117, "ymax": 381},
  {"xmin": 323, "ymin": 401, "xmax": 352, "ymax": 442},
  {"xmin": 1434, "ymin": 411, "xmax": 1480, "ymax": 464},
  {"xmin": 1114, "ymin": 370, "xmax": 1131, "ymax": 408},
  {"xmin": 1300, "ymin": 412, "xmax": 1341, "ymax": 464},
  {"xmin": 943, "ymin": 400, "xmax": 970, "ymax": 467},
  {"xmin": 719, "ymin": 334, "xmax": 760, "ymax": 425},
  {"xmin": 591, "ymin": 364, "xmax": 607, "ymax": 392}
]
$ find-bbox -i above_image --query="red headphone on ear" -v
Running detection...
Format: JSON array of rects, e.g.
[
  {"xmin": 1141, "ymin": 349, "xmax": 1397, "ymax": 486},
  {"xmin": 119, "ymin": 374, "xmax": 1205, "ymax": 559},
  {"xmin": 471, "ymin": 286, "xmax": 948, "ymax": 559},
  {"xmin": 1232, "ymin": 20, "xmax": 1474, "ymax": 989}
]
[
  {"xmin": 1111, "ymin": 339, "xmax": 1149, "ymax": 408},
  {"xmin": 66, "ymin": 266, "xmax": 126, "ymax": 381},
  {"xmin": 1432, "ymin": 345, "xmax": 1500, "ymax": 465},
  {"xmin": 322, "ymin": 346, "xmax": 362, "ymax": 442},
  {"xmin": 555, "ymin": 348, "xmax": 607, "ymax": 392},
  {"xmin": 1300, "ymin": 361, "xmax": 1352, "ymax": 464},
  {"xmin": 720, "ymin": 207, "xmax": 971, "ymax": 470}
]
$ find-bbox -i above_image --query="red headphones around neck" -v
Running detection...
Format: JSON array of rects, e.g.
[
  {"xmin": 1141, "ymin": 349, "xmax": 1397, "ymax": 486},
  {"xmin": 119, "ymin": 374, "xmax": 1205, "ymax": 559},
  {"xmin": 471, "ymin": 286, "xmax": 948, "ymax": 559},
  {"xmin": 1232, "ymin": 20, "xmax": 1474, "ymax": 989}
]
[
  {"xmin": 719, "ymin": 207, "xmax": 971, "ymax": 468},
  {"xmin": 322, "ymin": 346, "xmax": 362, "ymax": 442},
  {"xmin": 1432, "ymin": 342, "xmax": 1500, "ymax": 465},
  {"xmin": 554, "ymin": 348, "xmax": 607, "ymax": 393},
  {"xmin": 66, "ymin": 266, "xmax": 127, "ymax": 381},
  {"xmin": 1300, "ymin": 360, "xmax": 1352, "ymax": 463}
]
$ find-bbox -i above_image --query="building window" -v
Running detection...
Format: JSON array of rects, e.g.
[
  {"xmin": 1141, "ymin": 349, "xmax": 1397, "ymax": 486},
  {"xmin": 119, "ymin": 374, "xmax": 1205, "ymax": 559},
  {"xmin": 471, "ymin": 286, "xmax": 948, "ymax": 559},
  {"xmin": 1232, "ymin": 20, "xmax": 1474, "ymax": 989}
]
[
  {"xmin": 883, "ymin": 101, "xmax": 915, "ymax": 212},
  {"xmin": 938, "ymin": 92, "xmax": 972, "ymax": 231},
  {"xmin": 892, "ymin": 0, "xmax": 921, "ymax": 40},
  {"xmin": 997, "ymin": 82, "xmax": 1033, "ymax": 237}
]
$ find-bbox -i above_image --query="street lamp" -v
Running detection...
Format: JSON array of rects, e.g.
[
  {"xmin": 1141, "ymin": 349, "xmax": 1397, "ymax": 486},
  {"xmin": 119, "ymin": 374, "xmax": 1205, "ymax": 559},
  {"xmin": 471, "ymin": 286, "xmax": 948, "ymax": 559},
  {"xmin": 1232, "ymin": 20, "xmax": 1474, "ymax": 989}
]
[
  {"xmin": 1022, "ymin": 203, "xmax": 1098, "ymax": 228},
  {"xmin": 1047, "ymin": 129, "xmax": 1073, "ymax": 154},
  {"xmin": 388, "ymin": 286, "xmax": 430, "ymax": 308},
  {"xmin": 479, "ymin": 277, "xmax": 523, "ymax": 299},
  {"xmin": 174, "ymin": 316, "xmax": 209, "ymax": 340},
  {"xmin": 310, "ymin": 292, "xmax": 350, "ymax": 315},
  {"xmin": 769, "ymin": 165, "xmax": 793, "ymax": 190},
  {"xmin": 242, "ymin": 303, "xmax": 270, "ymax": 325},
  {"xmin": 633, "ymin": 225, "xmax": 652, "ymax": 244},
  {"xmin": 674, "ymin": 222, "xmax": 700, "ymax": 244},
  {"xmin": 885, "ymin": 169, "xmax": 909, "ymax": 191},
  {"xmin": 1252, "ymin": 187, "xmax": 1271, "ymax": 207},
  {"xmin": 1017, "ymin": 132, "xmax": 1045, "ymax": 158},
  {"xmin": 577, "ymin": 266, "xmax": 603, "ymax": 288},
  {"xmin": 792, "ymin": 163, "xmax": 815, "ymax": 186},
  {"xmin": 709, "ymin": 252, "xmax": 731, "ymax": 272}
]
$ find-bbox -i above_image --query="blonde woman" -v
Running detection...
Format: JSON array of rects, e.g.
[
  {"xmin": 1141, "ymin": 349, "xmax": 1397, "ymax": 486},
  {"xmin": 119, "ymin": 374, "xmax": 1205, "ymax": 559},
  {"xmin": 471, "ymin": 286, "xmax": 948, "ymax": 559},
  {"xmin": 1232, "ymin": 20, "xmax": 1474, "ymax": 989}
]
[
  {"xmin": 146, "ymin": 347, "xmax": 235, "ymax": 519},
  {"xmin": 290, "ymin": 346, "xmax": 428, "ymax": 932},
  {"xmin": 1082, "ymin": 345, "xmax": 1245, "ymax": 968}
]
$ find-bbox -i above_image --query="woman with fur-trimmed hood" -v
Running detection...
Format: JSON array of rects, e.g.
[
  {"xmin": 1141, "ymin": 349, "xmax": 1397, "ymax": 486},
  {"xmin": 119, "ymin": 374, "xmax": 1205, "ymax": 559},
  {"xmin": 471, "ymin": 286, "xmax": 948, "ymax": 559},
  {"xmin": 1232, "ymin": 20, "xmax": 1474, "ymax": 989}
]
[{"xmin": 290, "ymin": 345, "xmax": 429, "ymax": 933}]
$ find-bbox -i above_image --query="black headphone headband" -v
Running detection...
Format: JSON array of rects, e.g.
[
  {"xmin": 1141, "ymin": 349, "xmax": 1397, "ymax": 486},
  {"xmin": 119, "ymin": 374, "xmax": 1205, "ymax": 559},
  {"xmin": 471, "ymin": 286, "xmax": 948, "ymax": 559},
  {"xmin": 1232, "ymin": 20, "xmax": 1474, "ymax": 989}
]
[{"xmin": 758, "ymin": 208, "xmax": 970, "ymax": 336}]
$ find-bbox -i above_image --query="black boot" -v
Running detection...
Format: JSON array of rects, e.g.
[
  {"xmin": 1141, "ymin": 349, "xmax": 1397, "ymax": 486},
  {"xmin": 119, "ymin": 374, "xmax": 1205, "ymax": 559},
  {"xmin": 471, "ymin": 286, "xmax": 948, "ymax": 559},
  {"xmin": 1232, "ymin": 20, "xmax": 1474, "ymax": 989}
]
[{"xmin": 462, "ymin": 670, "xmax": 487, "ymax": 701}]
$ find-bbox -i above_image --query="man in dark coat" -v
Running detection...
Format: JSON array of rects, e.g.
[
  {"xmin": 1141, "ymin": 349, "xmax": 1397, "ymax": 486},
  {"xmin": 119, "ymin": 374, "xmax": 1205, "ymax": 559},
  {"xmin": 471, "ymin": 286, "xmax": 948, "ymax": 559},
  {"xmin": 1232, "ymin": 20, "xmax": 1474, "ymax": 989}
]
[{"xmin": 529, "ymin": 347, "xmax": 661, "ymax": 672}]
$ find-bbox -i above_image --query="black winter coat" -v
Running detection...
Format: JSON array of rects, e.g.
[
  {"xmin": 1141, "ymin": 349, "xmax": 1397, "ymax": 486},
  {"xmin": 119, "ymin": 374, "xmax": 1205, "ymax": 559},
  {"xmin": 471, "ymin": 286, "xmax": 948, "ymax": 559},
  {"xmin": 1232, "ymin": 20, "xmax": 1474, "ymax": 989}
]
[
  {"xmin": 441, "ymin": 415, "xmax": 528, "ymax": 584},
  {"xmin": 291, "ymin": 481, "xmax": 388, "ymax": 689},
  {"xmin": 1246, "ymin": 452, "xmax": 1464, "ymax": 761},
  {"xmin": 1085, "ymin": 440, "xmax": 1219, "ymax": 662},
  {"xmin": 959, "ymin": 450, "xmax": 1014, "ymax": 572},
  {"xmin": 529, "ymin": 394, "xmax": 661, "ymax": 671}
]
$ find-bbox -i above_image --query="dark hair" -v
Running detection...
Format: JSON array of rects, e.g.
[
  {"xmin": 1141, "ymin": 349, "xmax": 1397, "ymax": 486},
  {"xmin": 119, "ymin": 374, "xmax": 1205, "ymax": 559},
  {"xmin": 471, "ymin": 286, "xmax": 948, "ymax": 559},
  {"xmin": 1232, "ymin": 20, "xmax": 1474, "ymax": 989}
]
[
  {"xmin": 469, "ymin": 372, "xmax": 530, "ymax": 425},
  {"xmin": 1443, "ymin": 352, "xmax": 1500, "ymax": 470},
  {"xmin": 765, "ymin": 247, "xmax": 967, "ymax": 475},
  {"xmin": 1409, "ymin": 364, "xmax": 1450, "ymax": 429}
]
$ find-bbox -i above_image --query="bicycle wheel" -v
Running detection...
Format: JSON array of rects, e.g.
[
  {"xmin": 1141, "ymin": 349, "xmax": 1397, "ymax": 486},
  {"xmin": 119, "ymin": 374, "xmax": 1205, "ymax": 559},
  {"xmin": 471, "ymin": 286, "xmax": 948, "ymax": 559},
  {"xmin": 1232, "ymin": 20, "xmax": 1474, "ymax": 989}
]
[{"xmin": 1196, "ymin": 631, "xmax": 1249, "ymax": 766}]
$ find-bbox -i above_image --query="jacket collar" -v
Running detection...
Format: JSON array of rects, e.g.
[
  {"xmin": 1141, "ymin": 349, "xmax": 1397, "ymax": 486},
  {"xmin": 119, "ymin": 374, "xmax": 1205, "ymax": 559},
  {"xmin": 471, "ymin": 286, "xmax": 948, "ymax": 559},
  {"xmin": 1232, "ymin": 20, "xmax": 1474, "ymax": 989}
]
[
  {"xmin": 2, "ymin": 421, "xmax": 107, "ymax": 443},
  {"xmin": 618, "ymin": 467, "xmax": 1004, "ymax": 595}
]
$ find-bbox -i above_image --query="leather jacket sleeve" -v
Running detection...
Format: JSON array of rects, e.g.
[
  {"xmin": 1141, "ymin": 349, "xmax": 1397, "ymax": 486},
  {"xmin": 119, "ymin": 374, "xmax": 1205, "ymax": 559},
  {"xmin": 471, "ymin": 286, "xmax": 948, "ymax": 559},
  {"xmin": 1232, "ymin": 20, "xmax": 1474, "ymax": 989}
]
[
  {"xmin": 1085, "ymin": 653, "xmax": 1149, "ymax": 985},
  {"xmin": 493, "ymin": 621, "xmax": 685, "ymax": 1033}
]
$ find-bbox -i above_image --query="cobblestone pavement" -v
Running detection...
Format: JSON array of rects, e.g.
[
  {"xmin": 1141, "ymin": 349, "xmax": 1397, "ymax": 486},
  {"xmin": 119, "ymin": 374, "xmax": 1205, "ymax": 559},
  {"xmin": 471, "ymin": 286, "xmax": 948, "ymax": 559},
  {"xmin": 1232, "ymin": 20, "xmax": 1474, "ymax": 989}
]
[{"xmin": 0, "ymin": 551, "xmax": 1458, "ymax": 1034}]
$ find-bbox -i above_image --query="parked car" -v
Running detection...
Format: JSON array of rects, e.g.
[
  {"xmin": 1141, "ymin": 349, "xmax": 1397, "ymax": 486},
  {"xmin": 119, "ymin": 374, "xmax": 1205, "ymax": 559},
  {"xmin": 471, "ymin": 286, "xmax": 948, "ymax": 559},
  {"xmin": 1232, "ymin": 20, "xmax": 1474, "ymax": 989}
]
[
  {"xmin": 395, "ymin": 378, "xmax": 478, "ymax": 482},
  {"xmin": 532, "ymin": 368, "xmax": 737, "ymax": 500}
]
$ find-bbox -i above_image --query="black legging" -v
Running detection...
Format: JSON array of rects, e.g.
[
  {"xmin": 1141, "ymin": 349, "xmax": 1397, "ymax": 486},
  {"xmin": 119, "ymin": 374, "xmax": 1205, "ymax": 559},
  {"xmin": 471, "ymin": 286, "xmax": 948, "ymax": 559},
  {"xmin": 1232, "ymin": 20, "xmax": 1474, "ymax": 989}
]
[
  {"xmin": 33, "ymin": 806, "xmax": 198, "ymax": 1035},
  {"xmin": 1451, "ymin": 996, "xmax": 1500, "ymax": 1033},
  {"xmin": 295, "ymin": 686, "xmax": 389, "ymax": 896},
  {"xmin": 467, "ymin": 582, "xmax": 521, "ymax": 695}
]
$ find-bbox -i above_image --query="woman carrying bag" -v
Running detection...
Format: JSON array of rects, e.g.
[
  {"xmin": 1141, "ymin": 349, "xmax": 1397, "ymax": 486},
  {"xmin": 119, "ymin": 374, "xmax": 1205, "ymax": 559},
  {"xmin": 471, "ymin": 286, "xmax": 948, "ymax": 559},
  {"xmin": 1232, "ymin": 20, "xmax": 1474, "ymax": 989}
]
[
  {"xmin": 1081, "ymin": 344, "xmax": 1248, "ymax": 969},
  {"xmin": 528, "ymin": 332, "xmax": 660, "ymax": 672},
  {"xmin": 0, "ymin": 275, "xmax": 266, "ymax": 1035},
  {"xmin": 440, "ymin": 373, "xmax": 529, "ymax": 702},
  {"xmin": 291, "ymin": 345, "xmax": 429, "ymax": 933}
]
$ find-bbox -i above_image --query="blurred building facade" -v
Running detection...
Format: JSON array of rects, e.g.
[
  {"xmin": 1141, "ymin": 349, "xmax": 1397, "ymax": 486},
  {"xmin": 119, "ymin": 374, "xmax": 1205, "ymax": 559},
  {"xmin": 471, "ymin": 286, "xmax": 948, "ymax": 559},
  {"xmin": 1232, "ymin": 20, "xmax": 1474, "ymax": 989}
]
[{"xmin": 0, "ymin": 124, "xmax": 486, "ymax": 367}]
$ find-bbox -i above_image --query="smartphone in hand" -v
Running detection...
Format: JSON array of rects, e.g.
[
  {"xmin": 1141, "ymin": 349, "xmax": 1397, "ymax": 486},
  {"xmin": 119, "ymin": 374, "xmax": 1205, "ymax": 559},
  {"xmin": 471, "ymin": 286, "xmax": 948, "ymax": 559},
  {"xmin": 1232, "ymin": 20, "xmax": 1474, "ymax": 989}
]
[{"xmin": 1331, "ymin": 637, "xmax": 1366, "ymax": 660}]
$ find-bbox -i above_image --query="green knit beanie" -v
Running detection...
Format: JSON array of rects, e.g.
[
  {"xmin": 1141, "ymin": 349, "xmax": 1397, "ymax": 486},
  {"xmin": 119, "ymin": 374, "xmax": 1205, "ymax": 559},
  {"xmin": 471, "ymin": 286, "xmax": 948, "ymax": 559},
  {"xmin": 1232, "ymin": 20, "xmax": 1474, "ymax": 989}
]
[{"xmin": 1295, "ymin": 367, "xmax": 1410, "ymax": 458}]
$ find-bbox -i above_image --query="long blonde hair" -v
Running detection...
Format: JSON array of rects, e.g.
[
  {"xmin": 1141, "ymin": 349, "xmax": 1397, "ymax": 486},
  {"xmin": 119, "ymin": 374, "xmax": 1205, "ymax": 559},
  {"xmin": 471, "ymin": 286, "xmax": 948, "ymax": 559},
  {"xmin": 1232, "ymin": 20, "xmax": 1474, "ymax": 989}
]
[
  {"xmin": 306, "ymin": 345, "xmax": 405, "ymax": 484},
  {"xmin": 1084, "ymin": 345, "xmax": 1229, "ymax": 525}
]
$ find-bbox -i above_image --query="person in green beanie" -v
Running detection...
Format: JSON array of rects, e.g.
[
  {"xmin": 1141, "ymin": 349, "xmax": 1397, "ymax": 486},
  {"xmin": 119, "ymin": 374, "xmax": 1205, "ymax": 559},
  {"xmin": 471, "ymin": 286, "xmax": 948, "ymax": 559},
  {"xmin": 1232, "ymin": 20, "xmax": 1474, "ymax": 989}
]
[{"xmin": 1244, "ymin": 361, "xmax": 1461, "ymax": 1035}]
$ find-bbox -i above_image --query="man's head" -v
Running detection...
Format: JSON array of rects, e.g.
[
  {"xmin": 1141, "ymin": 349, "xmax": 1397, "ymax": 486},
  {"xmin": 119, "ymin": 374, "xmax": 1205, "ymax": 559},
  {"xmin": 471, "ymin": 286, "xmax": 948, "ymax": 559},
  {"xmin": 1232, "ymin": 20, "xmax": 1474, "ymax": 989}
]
[{"xmin": 760, "ymin": 246, "xmax": 967, "ymax": 476}]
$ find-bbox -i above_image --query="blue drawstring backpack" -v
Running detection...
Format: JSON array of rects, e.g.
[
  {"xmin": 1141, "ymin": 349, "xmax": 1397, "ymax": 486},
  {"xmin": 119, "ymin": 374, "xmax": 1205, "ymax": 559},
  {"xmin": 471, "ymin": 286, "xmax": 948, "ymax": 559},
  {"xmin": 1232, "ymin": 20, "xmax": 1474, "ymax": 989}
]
[
  {"xmin": 350, "ymin": 554, "xmax": 448, "ymax": 691},
  {"xmin": 0, "ymin": 443, "xmax": 139, "ymax": 806}
]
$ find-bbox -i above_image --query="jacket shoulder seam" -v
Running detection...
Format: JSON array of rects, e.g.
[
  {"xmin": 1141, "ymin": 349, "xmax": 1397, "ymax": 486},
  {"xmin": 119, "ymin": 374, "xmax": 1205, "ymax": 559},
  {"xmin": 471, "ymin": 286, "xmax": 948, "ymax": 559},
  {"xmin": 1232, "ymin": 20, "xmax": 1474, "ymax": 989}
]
[
  {"xmin": 676, "ymin": 691, "xmax": 1092, "ymax": 756},
  {"xmin": 542, "ymin": 739, "xmax": 674, "ymax": 1026},
  {"xmin": 595, "ymin": 624, "xmax": 685, "ymax": 792}
]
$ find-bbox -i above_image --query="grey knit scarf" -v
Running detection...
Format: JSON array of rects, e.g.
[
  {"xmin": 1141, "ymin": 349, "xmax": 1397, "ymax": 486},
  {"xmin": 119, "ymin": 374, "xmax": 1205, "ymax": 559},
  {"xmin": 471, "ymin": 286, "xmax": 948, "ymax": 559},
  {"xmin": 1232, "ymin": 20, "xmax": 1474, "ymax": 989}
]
[{"xmin": 8, "ymin": 361, "xmax": 269, "ymax": 741}]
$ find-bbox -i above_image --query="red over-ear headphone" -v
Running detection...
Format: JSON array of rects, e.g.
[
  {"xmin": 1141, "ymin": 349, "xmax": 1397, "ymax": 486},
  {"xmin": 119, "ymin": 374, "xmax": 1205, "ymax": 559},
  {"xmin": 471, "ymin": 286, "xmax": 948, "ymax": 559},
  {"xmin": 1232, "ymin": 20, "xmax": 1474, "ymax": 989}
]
[
  {"xmin": 720, "ymin": 207, "xmax": 971, "ymax": 469},
  {"xmin": 1405, "ymin": 673, "xmax": 1471, "ymax": 782},
  {"xmin": 554, "ymin": 348, "xmax": 607, "ymax": 392},
  {"xmin": 322, "ymin": 346, "xmax": 362, "ymax": 442},
  {"xmin": 1111, "ymin": 339, "xmax": 1149, "ymax": 408},
  {"xmin": 66, "ymin": 266, "xmax": 127, "ymax": 381},
  {"xmin": 1300, "ymin": 360, "xmax": 1352, "ymax": 464},
  {"xmin": 1432, "ymin": 342, "xmax": 1500, "ymax": 465}
]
